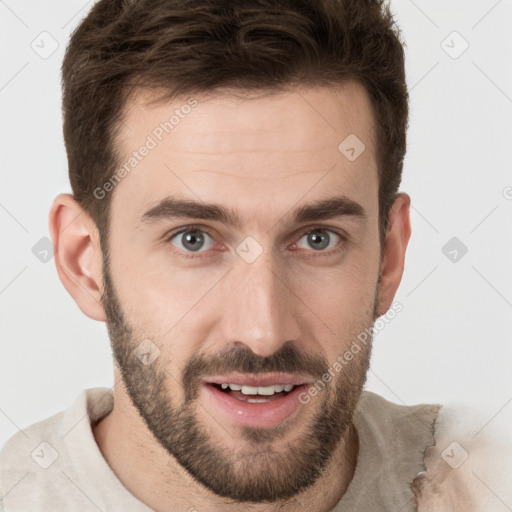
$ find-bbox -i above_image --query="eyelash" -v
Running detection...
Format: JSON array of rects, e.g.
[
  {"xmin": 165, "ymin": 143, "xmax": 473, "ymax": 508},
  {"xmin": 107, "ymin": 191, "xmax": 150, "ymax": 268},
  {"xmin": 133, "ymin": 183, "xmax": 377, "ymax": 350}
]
[{"xmin": 164, "ymin": 224, "xmax": 348, "ymax": 260}]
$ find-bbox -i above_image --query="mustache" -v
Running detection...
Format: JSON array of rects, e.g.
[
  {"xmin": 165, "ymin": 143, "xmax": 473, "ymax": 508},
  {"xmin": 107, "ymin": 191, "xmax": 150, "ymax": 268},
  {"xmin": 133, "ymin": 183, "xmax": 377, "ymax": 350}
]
[{"xmin": 181, "ymin": 342, "xmax": 329, "ymax": 402}]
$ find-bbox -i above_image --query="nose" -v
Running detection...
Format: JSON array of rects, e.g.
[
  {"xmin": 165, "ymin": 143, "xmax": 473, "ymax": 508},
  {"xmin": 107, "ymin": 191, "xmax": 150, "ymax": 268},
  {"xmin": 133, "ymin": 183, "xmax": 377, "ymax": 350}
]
[{"xmin": 219, "ymin": 245, "xmax": 300, "ymax": 358}]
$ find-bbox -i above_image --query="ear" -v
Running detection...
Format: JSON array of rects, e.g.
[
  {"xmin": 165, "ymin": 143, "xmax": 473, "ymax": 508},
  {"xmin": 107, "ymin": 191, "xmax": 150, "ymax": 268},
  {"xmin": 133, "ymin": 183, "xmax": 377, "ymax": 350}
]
[
  {"xmin": 48, "ymin": 193, "xmax": 106, "ymax": 322},
  {"xmin": 376, "ymin": 193, "xmax": 411, "ymax": 317}
]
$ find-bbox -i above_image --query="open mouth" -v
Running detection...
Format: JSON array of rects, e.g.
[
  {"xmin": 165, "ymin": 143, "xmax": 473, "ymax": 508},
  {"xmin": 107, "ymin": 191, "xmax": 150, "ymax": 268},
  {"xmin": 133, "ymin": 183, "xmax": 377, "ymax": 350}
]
[
  {"xmin": 210, "ymin": 383, "xmax": 300, "ymax": 403},
  {"xmin": 201, "ymin": 377, "xmax": 310, "ymax": 428}
]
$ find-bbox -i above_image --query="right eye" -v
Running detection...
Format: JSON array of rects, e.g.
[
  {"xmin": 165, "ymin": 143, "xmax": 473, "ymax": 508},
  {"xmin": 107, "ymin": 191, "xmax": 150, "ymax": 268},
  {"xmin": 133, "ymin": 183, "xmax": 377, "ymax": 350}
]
[{"xmin": 167, "ymin": 227, "xmax": 216, "ymax": 254}]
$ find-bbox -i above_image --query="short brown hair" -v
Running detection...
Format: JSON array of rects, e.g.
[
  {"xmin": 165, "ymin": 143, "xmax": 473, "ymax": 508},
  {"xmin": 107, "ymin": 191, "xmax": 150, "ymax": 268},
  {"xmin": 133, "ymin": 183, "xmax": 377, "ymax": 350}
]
[{"xmin": 62, "ymin": 0, "xmax": 408, "ymax": 255}]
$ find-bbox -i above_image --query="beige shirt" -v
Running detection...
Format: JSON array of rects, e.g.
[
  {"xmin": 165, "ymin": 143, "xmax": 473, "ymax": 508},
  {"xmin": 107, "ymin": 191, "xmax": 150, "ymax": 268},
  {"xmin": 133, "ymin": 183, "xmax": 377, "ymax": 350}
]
[{"xmin": 1, "ymin": 387, "xmax": 508, "ymax": 511}]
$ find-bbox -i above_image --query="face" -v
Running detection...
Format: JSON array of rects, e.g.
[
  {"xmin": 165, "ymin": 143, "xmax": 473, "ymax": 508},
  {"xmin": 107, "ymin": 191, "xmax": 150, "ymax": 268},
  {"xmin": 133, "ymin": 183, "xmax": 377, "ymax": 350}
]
[{"xmin": 100, "ymin": 82, "xmax": 382, "ymax": 502}]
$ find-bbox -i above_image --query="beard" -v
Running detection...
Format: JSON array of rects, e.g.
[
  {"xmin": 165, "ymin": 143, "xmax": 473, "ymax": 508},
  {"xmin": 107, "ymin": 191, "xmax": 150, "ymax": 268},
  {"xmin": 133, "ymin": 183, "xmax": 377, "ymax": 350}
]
[{"xmin": 100, "ymin": 251, "xmax": 379, "ymax": 503}]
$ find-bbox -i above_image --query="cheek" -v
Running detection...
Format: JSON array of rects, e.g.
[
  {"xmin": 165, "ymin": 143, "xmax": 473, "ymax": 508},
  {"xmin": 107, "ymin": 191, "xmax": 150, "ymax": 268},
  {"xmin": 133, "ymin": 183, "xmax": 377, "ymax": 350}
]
[
  {"xmin": 304, "ymin": 280, "xmax": 376, "ymax": 335},
  {"xmin": 289, "ymin": 253, "xmax": 379, "ymax": 352},
  {"xmin": 112, "ymin": 247, "xmax": 216, "ymax": 326}
]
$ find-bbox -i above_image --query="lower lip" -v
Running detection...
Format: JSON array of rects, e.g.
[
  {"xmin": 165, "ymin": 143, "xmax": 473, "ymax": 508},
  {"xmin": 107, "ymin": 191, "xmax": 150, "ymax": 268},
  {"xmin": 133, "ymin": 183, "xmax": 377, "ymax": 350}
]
[{"xmin": 202, "ymin": 384, "xmax": 308, "ymax": 429}]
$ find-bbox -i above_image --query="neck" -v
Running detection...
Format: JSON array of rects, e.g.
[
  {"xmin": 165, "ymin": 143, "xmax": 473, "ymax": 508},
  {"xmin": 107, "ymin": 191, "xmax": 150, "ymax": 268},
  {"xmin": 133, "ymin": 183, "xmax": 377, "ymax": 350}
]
[{"xmin": 93, "ymin": 372, "xmax": 359, "ymax": 512}]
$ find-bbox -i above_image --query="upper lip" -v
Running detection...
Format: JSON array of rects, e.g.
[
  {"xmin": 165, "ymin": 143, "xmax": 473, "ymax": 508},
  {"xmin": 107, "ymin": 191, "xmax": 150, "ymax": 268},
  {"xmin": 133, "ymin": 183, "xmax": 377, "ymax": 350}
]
[{"xmin": 204, "ymin": 373, "xmax": 313, "ymax": 387}]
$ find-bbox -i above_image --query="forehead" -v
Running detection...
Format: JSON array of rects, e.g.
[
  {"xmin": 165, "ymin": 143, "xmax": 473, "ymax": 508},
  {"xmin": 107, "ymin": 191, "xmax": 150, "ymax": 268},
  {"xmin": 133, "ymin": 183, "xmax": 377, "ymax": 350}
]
[{"xmin": 110, "ymin": 82, "xmax": 378, "ymax": 227}]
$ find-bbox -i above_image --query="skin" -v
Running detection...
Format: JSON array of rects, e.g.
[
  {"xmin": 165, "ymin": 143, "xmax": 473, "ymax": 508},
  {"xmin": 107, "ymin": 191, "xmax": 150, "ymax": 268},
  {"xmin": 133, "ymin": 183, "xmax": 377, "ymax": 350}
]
[{"xmin": 49, "ymin": 81, "xmax": 411, "ymax": 512}]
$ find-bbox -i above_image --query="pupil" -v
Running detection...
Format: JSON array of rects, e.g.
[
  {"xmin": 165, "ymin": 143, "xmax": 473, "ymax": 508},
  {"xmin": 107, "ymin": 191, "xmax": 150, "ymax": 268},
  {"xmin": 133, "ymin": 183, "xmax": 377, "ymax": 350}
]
[
  {"xmin": 183, "ymin": 230, "xmax": 204, "ymax": 251},
  {"xmin": 308, "ymin": 230, "xmax": 329, "ymax": 250}
]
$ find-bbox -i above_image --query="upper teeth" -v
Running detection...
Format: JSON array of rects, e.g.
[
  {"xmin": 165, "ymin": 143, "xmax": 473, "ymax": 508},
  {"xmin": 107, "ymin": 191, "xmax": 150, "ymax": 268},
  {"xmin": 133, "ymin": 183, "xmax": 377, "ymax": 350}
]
[{"xmin": 220, "ymin": 383, "xmax": 295, "ymax": 395}]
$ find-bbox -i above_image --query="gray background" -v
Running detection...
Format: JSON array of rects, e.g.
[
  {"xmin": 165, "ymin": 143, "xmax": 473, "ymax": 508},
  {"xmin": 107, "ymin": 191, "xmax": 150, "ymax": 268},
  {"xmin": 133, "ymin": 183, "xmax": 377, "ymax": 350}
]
[{"xmin": 1, "ymin": 0, "xmax": 511, "ymax": 448}]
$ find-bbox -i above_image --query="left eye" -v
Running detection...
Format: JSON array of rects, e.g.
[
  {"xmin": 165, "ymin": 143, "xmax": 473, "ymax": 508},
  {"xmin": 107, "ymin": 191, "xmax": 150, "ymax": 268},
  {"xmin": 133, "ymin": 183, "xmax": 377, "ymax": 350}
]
[
  {"xmin": 295, "ymin": 229, "xmax": 341, "ymax": 251},
  {"xmin": 169, "ymin": 228, "xmax": 215, "ymax": 252}
]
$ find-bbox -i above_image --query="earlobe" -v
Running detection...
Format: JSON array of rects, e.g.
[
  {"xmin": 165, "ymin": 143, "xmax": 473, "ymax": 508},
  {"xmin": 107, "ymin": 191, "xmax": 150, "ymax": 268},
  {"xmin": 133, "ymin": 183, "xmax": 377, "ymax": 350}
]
[
  {"xmin": 48, "ymin": 193, "xmax": 107, "ymax": 322},
  {"xmin": 376, "ymin": 193, "xmax": 412, "ymax": 318}
]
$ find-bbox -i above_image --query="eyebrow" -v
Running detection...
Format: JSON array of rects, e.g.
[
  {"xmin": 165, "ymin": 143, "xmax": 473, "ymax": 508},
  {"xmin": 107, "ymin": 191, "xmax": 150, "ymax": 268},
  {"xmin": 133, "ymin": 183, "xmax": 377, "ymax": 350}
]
[{"xmin": 140, "ymin": 194, "xmax": 366, "ymax": 229}]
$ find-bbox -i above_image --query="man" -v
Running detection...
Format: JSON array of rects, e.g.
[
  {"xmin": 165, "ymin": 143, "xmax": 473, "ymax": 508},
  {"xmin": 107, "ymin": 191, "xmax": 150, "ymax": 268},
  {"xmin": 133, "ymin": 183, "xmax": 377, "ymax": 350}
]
[{"xmin": 1, "ymin": 0, "xmax": 510, "ymax": 510}]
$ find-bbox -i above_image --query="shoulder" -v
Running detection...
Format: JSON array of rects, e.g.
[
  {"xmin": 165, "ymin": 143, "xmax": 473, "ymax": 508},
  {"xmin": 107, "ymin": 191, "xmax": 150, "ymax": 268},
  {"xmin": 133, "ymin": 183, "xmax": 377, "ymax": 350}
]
[
  {"xmin": 355, "ymin": 390, "xmax": 441, "ymax": 436},
  {"xmin": 0, "ymin": 406, "xmax": 66, "ymax": 469},
  {"xmin": 0, "ymin": 388, "xmax": 112, "ymax": 511},
  {"xmin": 412, "ymin": 400, "xmax": 512, "ymax": 511},
  {"xmin": 0, "ymin": 405, "xmax": 68, "ymax": 511},
  {"xmin": 335, "ymin": 391, "xmax": 440, "ymax": 511}
]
